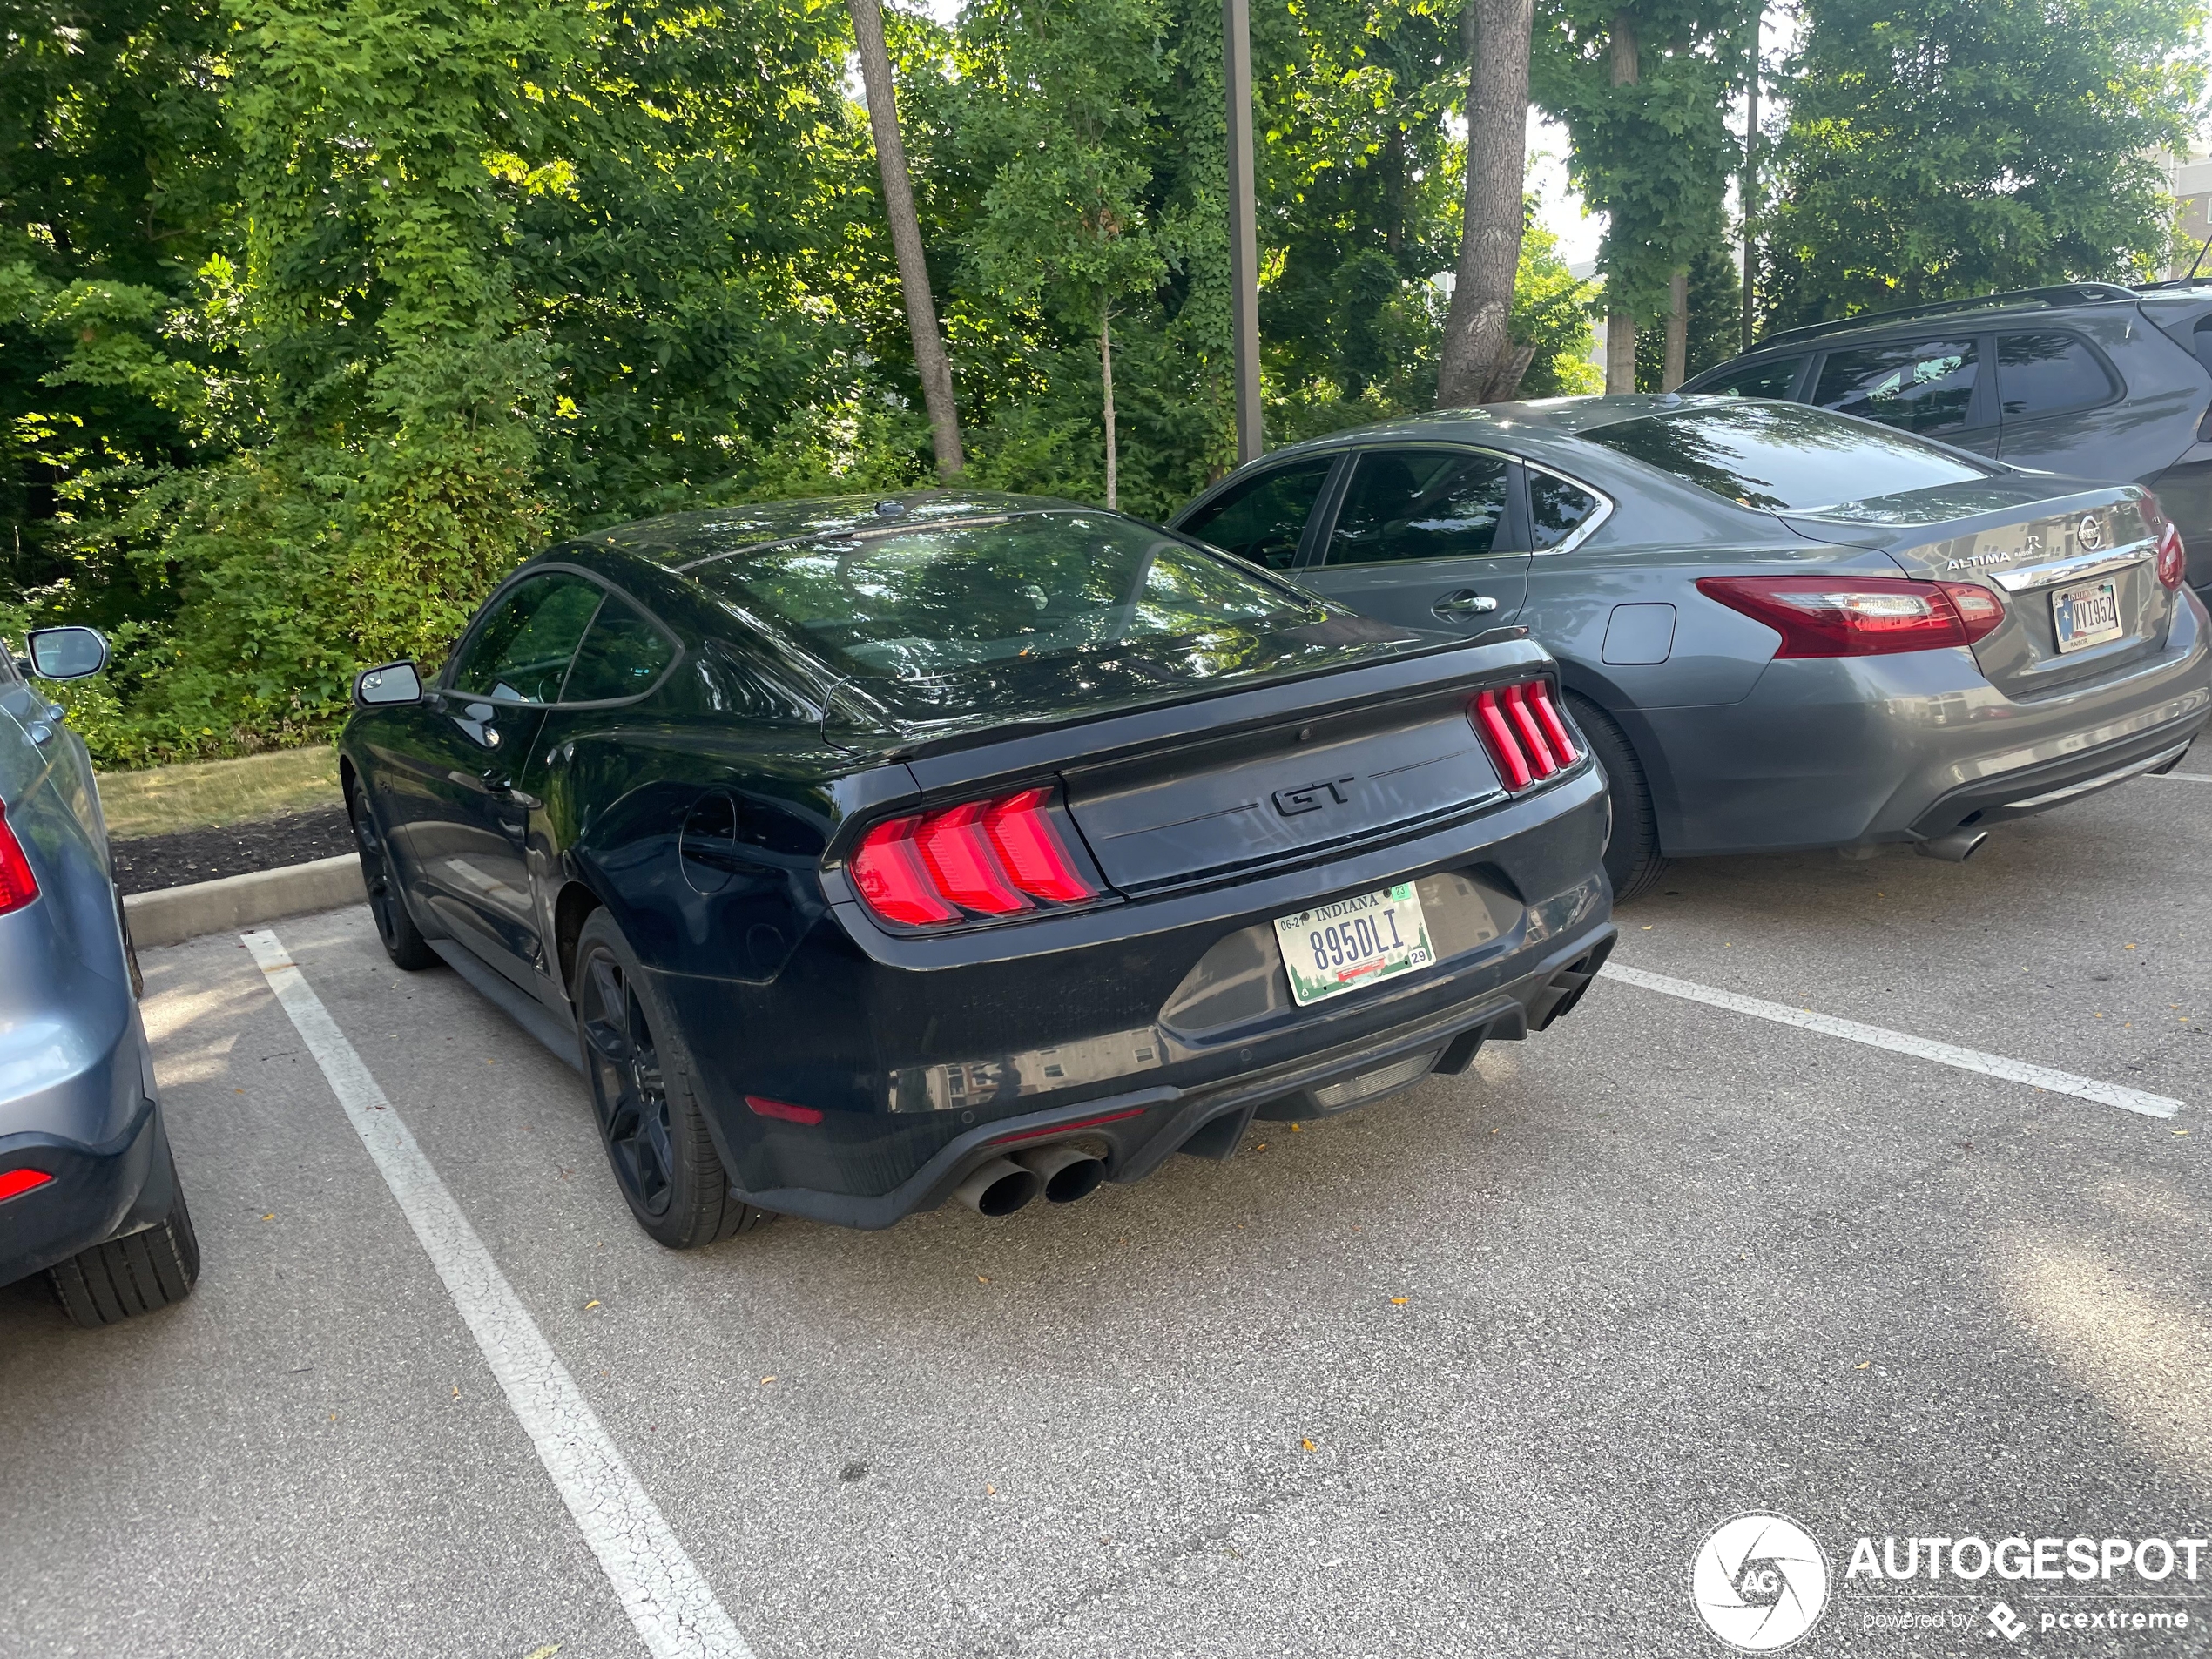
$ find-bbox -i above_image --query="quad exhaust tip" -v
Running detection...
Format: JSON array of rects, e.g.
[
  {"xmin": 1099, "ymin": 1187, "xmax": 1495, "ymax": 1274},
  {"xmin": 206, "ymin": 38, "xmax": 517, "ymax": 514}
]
[
  {"xmin": 953, "ymin": 1157, "xmax": 1041, "ymax": 1217},
  {"xmin": 1917, "ymin": 829, "xmax": 1988, "ymax": 863},
  {"xmin": 1015, "ymin": 1143, "xmax": 1107, "ymax": 1204}
]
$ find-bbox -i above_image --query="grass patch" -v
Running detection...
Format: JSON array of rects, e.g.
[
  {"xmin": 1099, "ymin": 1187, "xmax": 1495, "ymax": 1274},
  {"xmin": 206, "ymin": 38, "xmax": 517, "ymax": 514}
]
[{"xmin": 97, "ymin": 746, "xmax": 345, "ymax": 840}]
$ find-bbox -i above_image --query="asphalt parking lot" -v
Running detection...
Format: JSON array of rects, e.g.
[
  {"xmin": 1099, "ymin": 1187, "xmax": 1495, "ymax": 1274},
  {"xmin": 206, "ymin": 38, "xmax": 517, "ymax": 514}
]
[{"xmin": 5, "ymin": 764, "xmax": 2209, "ymax": 1659}]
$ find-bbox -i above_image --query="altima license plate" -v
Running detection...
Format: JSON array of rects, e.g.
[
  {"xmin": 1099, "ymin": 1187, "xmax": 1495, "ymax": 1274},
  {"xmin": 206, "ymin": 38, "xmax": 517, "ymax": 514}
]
[
  {"xmin": 2052, "ymin": 578, "xmax": 2122, "ymax": 653},
  {"xmin": 1274, "ymin": 884, "xmax": 1435, "ymax": 1007}
]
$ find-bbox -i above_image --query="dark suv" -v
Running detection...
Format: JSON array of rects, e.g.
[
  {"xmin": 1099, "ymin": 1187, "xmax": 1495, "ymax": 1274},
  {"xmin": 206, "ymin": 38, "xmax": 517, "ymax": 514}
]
[{"xmin": 1682, "ymin": 281, "xmax": 2212, "ymax": 606}]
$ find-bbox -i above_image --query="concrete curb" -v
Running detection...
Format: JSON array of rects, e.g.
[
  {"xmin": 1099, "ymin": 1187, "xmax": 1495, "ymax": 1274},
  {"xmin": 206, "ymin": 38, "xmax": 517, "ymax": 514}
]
[{"xmin": 124, "ymin": 853, "xmax": 366, "ymax": 948}]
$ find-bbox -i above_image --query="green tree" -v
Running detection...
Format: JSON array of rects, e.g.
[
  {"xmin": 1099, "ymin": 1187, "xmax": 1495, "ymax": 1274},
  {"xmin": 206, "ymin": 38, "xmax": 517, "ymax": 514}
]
[{"xmin": 1764, "ymin": 0, "xmax": 2206, "ymax": 324}]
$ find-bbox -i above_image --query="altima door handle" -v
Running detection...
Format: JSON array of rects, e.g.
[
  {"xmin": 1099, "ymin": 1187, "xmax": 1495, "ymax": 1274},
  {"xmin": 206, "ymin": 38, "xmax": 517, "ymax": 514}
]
[{"xmin": 1432, "ymin": 591, "xmax": 1500, "ymax": 619}]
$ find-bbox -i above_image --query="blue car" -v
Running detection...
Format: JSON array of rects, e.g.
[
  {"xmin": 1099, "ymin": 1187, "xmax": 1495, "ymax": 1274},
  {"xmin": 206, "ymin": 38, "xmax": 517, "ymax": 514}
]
[{"xmin": 0, "ymin": 626, "xmax": 199, "ymax": 1326}]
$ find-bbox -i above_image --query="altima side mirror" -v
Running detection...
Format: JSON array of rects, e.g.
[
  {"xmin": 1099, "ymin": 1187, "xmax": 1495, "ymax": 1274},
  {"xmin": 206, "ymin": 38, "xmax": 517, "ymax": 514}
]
[
  {"xmin": 24, "ymin": 625, "xmax": 109, "ymax": 681},
  {"xmin": 354, "ymin": 661, "xmax": 423, "ymax": 707}
]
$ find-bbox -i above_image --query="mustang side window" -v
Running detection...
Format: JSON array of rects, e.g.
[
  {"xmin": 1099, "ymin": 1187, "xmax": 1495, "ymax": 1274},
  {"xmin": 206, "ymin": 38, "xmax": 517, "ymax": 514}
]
[
  {"xmin": 1180, "ymin": 460, "xmax": 1333, "ymax": 571},
  {"xmin": 449, "ymin": 573, "xmax": 604, "ymax": 704},
  {"xmin": 1325, "ymin": 450, "xmax": 1511, "ymax": 566},
  {"xmin": 563, "ymin": 594, "xmax": 676, "ymax": 702},
  {"xmin": 1811, "ymin": 338, "xmax": 1980, "ymax": 435}
]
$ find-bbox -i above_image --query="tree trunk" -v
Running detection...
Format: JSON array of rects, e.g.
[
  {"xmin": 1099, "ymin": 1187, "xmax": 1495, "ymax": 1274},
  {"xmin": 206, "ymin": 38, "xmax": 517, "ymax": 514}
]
[
  {"xmin": 1100, "ymin": 304, "xmax": 1118, "ymax": 511},
  {"xmin": 1662, "ymin": 265, "xmax": 1688, "ymax": 389},
  {"xmin": 1436, "ymin": 0, "xmax": 1534, "ymax": 408},
  {"xmin": 1741, "ymin": 5, "xmax": 1760, "ymax": 354},
  {"xmin": 1603, "ymin": 10, "xmax": 1639, "ymax": 395},
  {"xmin": 848, "ymin": 0, "xmax": 963, "ymax": 478}
]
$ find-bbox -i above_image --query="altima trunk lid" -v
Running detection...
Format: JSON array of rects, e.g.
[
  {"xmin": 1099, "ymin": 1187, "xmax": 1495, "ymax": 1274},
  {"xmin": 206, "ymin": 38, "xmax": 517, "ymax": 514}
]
[{"xmin": 1782, "ymin": 479, "xmax": 2171, "ymax": 698}]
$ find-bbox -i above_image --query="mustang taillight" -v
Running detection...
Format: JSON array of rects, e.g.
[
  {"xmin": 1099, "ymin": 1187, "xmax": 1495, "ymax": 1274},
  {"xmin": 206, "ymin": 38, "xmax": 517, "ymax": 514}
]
[
  {"xmin": 0, "ymin": 799, "xmax": 38, "ymax": 917},
  {"xmin": 850, "ymin": 786, "xmax": 1103, "ymax": 929},
  {"xmin": 1469, "ymin": 679, "xmax": 1579, "ymax": 792},
  {"xmin": 1696, "ymin": 574, "xmax": 2005, "ymax": 658}
]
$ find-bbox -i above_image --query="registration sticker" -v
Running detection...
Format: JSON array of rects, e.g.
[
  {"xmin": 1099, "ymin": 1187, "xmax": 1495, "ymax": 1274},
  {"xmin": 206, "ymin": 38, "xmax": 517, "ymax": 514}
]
[{"xmin": 1274, "ymin": 884, "xmax": 1435, "ymax": 1008}]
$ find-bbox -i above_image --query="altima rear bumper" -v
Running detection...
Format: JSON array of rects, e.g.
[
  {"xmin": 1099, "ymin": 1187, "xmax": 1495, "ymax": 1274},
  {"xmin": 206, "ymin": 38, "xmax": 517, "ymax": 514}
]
[{"xmin": 713, "ymin": 918, "xmax": 1615, "ymax": 1230}]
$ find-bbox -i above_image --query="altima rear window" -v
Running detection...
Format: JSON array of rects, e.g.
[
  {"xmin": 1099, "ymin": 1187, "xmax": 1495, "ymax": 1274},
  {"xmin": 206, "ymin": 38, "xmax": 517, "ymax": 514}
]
[
  {"xmin": 697, "ymin": 511, "xmax": 1314, "ymax": 679},
  {"xmin": 1581, "ymin": 401, "xmax": 1990, "ymax": 514}
]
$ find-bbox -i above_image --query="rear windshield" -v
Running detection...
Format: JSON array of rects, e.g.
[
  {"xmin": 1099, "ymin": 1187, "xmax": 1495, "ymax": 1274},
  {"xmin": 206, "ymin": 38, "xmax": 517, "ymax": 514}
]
[
  {"xmin": 694, "ymin": 510, "xmax": 1315, "ymax": 680},
  {"xmin": 1581, "ymin": 401, "xmax": 1990, "ymax": 514}
]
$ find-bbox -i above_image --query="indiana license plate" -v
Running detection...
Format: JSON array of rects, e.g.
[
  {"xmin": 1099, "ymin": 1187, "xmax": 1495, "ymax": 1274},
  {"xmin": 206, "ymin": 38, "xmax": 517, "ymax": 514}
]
[
  {"xmin": 1274, "ymin": 884, "xmax": 1435, "ymax": 1008},
  {"xmin": 2052, "ymin": 578, "xmax": 2122, "ymax": 653}
]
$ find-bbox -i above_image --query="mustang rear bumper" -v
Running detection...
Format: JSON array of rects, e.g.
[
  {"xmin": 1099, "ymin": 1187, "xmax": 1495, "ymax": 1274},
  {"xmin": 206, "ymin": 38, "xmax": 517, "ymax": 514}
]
[{"xmin": 718, "ymin": 918, "xmax": 1615, "ymax": 1230}]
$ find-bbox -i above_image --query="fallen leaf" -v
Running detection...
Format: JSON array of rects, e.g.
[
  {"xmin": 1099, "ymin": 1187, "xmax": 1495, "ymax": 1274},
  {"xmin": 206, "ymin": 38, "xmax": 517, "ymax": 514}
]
[
  {"xmin": 1641, "ymin": 925, "xmax": 1652, "ymax": 931},
  {"xmin": 2125, "ymin": 943, "xmax": 2138, "ymax": 950},
  {"xmin": 1854, "ymin": 1361, "xmax": 1871, "ymax": 1370},
  {"xmin": 976, "ymin": 1275, "xmax": 990, "ymax": 1284},
  {"xmin": 2176, "ymin": 1130, "xmax": 2191, "ymax": 1138},
  {"xmin": 1300, "ymin": 1438, "xmax": 1317, "ymax": 1452},
  {"xmin": 583, "ymin": 1299, "xmax": 601, "ymax": 1310},
  {"xmin": 261, "ymin": 1213, "xmax": 274, "ymax": 1221},
  {"xmin": 1289, "ymin": 1123, "xmax": 1302, "ymax": 1132},
  {"xmin": 1390, "ymin": 1297, "xmax": 1409, "ymax": 1305},
  {"xmin": 524, "ymin": 1646, "xmax": 562, "ymax": 1659},
  {"xmin": 986, "ymin": 1483, "xmax": 997, "ymax": 1495},
  {"xmin": 759, "ymin": 1374, "xmax": 777, "ymax": 1384},
  {"xmin": 451, "ymin": 1386, "xmax": 461, "ymax": 1399}
]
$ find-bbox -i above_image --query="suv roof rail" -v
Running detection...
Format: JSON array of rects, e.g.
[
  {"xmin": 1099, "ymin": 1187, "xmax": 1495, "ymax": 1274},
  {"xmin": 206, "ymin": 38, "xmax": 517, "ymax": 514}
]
[{"xmin": 1755, "ymin": 282, "xmax": 2141, "ymax": 349}]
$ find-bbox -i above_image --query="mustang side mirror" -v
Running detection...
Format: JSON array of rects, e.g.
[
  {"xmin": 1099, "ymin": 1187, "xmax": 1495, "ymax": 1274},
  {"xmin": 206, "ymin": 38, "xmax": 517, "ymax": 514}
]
[
  {"xmin": 354, "ymin": 661, "xmax": 423, "ymax": 707},
  {"xmin": 24, "ymin": 625, "xmax": 109, "ymax": 681}
]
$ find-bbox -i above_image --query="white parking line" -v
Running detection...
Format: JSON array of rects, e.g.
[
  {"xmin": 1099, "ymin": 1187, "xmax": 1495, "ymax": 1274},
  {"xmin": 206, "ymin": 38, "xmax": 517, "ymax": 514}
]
[
  {"xmin": 2148, "ymin": 772, "xmax": 2212, "ymax": 783},
  {"xmin": 243, "ymin": 928, "xmax": 753, "ymax": 1659},
  {"xmin": 1599, "ymin": 962, "xmax": 2184, "ymax": 1121}
]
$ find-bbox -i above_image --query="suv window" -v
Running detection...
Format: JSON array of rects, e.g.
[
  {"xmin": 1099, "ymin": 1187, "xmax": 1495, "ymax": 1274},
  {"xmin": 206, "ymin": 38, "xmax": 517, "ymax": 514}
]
[
  {"xmin": 1581, "ymin": 402, "xmax": 1988, "ymax": 514},
  {"xmin": 563, "ymin": 593, "xmax": 675, "ymax": 702},
  {"xmin": 1811, "ymin": 337, "xmax": 1981, "ymax": 435},
  {"xmin": 1324, "ymin": 450, "xmax": 1512, "ymax": 566},
  {"xmin": 1180, "ymin": 460, "xmax": 1332, "ymax": 570},
  {"xmin": 1997, "ymin": 332, "xmax": 2117, "ymax": 420},
  {"xmin": 1691, "ymin": 356, "xmax": 1806, "ymax": 399},
  {"xmin": 1528, "ymin": 471, "xmax": 1602, "ymax": 550},
  {"xmin": 449, "ymin": 572, "xmax": 604, "ymax": 704}
]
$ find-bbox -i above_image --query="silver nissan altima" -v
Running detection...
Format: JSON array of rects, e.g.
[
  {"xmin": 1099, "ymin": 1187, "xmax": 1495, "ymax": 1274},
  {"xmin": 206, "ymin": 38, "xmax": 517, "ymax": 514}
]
[{"xmin": 1172, "ymin": 396, "xmax": 2212, "ymax": 898}]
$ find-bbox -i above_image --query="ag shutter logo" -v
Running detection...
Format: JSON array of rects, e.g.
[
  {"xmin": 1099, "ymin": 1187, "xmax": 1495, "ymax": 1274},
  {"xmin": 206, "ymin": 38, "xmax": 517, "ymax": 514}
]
[{"xmin": 1690, "ymin": 1514, "xmax": 1831, "ymax": 1652}]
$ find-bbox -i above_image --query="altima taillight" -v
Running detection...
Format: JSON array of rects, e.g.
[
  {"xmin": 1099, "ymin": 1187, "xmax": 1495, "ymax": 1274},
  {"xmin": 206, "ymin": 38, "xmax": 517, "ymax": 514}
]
[
  {"xmin": 0, "ymin": 799, "xmax": 38, "ymax": 917},
  {"xmin": 850, "ymin": 786, "xmax": 1103, "ymax": 929},
  {"xmin": 1696, "ymin": 575, "xmax": 2005, "ymax": 658},
  {"xmin": 1469, "ymin": 679, "xmax": 1579, "ymax": 792},
  {"xmin": 2155, "ymin": 523, "xmax": 2188, "ymax": 591}
]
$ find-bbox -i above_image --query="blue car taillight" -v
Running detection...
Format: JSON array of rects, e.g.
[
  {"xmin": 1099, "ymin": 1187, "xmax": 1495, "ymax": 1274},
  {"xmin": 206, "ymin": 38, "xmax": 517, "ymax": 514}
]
[{"xmin": 0, "ymin": 798, "xmax": 37, "ymax": 916}]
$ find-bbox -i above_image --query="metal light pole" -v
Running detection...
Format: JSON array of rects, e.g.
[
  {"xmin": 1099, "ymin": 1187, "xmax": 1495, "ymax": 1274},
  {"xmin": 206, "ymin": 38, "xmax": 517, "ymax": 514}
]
[{"xmin": 1224, "ymin": 0, "xmax": 1263, "ymax": 464}]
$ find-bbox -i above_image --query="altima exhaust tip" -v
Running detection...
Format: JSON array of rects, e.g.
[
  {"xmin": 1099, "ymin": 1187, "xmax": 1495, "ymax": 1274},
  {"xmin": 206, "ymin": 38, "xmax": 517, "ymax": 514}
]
[
  {"xmin": 953, "ymin": 1157, "xmax": 1041, "ymax": 1217},
  {"xmin": 1015, "ymin": 1143, "xmax": 1108, "ymax": 1204},
  {"xmin": 1916, "ymin": 829, "xmax": 1989, "ymax": 863}
]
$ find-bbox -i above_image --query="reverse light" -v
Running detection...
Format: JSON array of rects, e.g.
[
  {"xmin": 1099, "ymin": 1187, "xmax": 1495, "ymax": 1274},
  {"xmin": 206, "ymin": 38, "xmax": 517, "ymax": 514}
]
[
  {"xmin": 0, "ymin": 1167, "xmax": 53, "ymax": 1203},
  {"xmin": 0, "ymin": 799, "xmax": 37, "ymax": 917},
  {"xmin": 1696, "ymin": 575, "xmax": 2006, "ymax": 658},
  {"xmin": 1469, "ymin": 678, "xmax": 1580, "ymax": 792},
  {"xmin": 849, "ymin": 786, "xmax": 1104, "ymax": 931}
]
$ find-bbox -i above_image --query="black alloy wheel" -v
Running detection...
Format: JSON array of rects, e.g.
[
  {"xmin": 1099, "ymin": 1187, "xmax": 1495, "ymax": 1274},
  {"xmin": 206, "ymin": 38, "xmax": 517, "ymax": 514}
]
[
  {"xmin": 569, "ymin": 908, "xmax": 775, "ymax": 1248},
  {"xmin": 579, "ymin": 945, "xmax": 678, "ymax": 1221},
  {"xmin": 349, "ymin": 787, "xmax": 435, "ymax": 969}
]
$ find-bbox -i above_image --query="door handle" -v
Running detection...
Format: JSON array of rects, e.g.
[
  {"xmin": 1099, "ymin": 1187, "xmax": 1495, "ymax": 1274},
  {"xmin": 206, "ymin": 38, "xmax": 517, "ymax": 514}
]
[
  {"xmin": 1432, "ymin": 591, "xmax": 1500, "ymax": 619},
  {"xmin": 479, "ymin": 766, "xmax": 513, "ymax": 793}
]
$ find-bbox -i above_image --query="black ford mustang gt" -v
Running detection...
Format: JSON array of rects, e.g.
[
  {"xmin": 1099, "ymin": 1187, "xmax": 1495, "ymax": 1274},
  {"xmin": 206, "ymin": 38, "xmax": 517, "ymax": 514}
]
[{"xmin": 339, "ymin": 492, "xmax": 1615, "ymax": 1247}]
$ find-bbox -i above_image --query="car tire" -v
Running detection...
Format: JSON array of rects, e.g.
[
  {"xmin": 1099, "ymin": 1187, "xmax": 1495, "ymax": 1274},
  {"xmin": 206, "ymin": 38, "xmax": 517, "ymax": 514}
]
[
  {"xmin": 571, "ymin": 908, "xmax": 777, "ymax": 1250},
  {"xmin": 348, "ymin": 785, "xmax": 436, "ymax": 971},
  {"xmin": 49, "ymin": 1151, "xmax": 201, "ymax": 1327},
  {"xmin": 1567, "ymin": 692, "xmax": 1669, "ymax": 904}
]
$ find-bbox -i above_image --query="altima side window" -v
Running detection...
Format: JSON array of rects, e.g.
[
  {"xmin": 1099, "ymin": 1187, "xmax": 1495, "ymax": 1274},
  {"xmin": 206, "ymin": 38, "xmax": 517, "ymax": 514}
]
[
  {"xmin": 449, "ymin": 573, "xmax": 604, "ymax": 704},
  {"xmin": 1180, "ymin": 460, "xmax": 1332, "ymax": 570},
  {"xmin": 563, "ymin": 593, "xmax": 676, "ymax": 702},
  {"xmin": 1325, "ymin": 450, "xmax": 1510, "ymax": 565},
  {"xmin": 1528, "ymin": 471, "xmax": 1602, "ymax": 550},
  {"xmin": 1811, "ymin": 337, "xmax": 1980, "ymax": 435}
]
